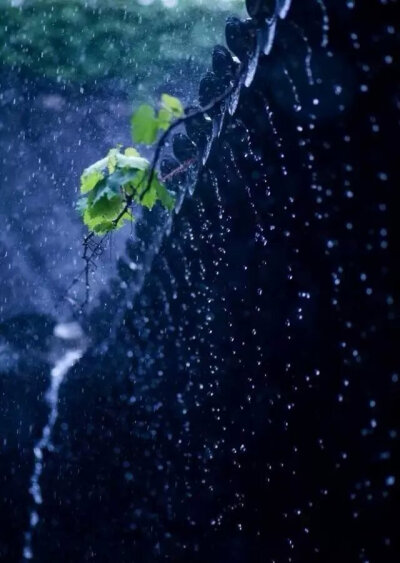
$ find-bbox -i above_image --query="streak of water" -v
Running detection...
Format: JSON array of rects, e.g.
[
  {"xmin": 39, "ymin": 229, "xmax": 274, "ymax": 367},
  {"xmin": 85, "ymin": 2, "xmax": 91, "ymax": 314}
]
[
  {"xmin": 261, "ymin": 18, "xmax": 277, "ymax": 55},
  {"xmin": 202, "ymin": 129, "xmax": 215, "ymax": 165},
  {"xmin": 245, "ymin": 38, "xmax": 260, "ymax": 87},
  {"xmin": 227, "ymin": 145, "xmax": 268, "ymax": 247},
  {"xmin": 98, "ymin": 210, "xmax": 173, "ymax": 351},
  {"xmin": 209, "ymin": 171, "xmax": 229, "ymax": 273},
  {"xmin": 202, "ymin": 107, "xmax": 226, "ymax": 167},
  {"xmin": 283, "ymin": 66, "xmax": 302, "ymax": 112},
  {"xmin": 174, "ymin": 183, "xmax": 188, "ymax": 214},
  {"xmin": 22, "ymin": 324, "xmax": 85, "ymax": 561},
  {"xmin": 290, "ymin": 22, "xmax": 315, "ymax": 86},
  {"xmin": 264, "ymin": 100, "xmax": 288, "ymax": 178},
  {"xmin": 316, "ymin": 0, "xmax": 330, "ymax": 47},
  {"xmin": 277, "ymin": 0, "xmax": 292, "ymax": 20},
  {"xmin": 214, "ymin": 107, "xmax": 226, "ymax": 138},
  {"xmin": 160, "ymin": 256, "xmax": 179, "ymax": 300},
  {"xmin": 228, "ymin": 73, "xmax": 245, "ymax": 116}
]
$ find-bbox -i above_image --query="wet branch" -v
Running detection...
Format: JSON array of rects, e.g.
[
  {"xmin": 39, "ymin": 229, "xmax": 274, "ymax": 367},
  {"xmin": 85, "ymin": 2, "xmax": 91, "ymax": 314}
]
[
  {"xmin": 112, "ymin": 194, "xmax": 132, "ymax": 228},
  {"xmin": 69, "ymin": 63, "xmax": 244, "ymax": 309}
]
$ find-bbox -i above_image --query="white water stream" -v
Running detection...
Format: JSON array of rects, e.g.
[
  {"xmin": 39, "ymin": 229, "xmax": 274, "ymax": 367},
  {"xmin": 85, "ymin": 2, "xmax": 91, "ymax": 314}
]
[{"xmin": 22, "ymin": 323, "xmax": 86, "ymax": 561}]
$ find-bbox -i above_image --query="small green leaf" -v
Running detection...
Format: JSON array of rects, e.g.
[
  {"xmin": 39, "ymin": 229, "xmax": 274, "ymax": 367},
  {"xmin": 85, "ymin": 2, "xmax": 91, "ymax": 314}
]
[
  {"xmin": 83, "ymin": 208, "xmax": 103, "ymax": 231},
  {"xmin": 161, "ymin": 93, "xmax": 184, "ymax": 117},
  {"xmin": 157, "ymin": 107, "xmax": 172, "ymax": 131},
  {"xmin": 129, "ymin": 170, "xmax": 156, "ymax": 210},
  {"xmin": 116, "ymin": 154, "xmax": 148, "ymax": 171},
  {"xmin": 131, "ymin": 104, "xmax": 158, "ymax": 145},
  {"xmin": 105, "ymin": 169, "xmax": 136, "ymax": 196},
  {"xmin": 89, "ymin": 193, "xmax": 124, "ymax": 221},
  {"xmin": 140, "ymin": 186, "xmax": 158, "ymax": 210},
  {"xmin": 80, "ymin": 170, "xmax": 103, "ymax": 194},
  {"xmin": 107, "ymin": 148, "xmax": 119, "ymax": 173},
  {"xmin": 92, "ymin": 221, "xmax": 114, "ymax": 234},
  {"xmin": 92, "ymin": 184, "xmax": 119, "ymax": 205},
  {"xmin": 131, "ymin": 170, "xmax": 174, "ymax": 211},
  {"xmin": 124, "ymin": 147, "xmax": 140, "ymax": 157}
]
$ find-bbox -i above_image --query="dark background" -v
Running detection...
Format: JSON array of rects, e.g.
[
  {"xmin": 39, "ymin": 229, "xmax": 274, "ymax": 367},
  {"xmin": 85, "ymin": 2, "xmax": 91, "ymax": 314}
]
[{"xmin": 0, "ymin": 1, "xmax": 399, "ymax": 561}]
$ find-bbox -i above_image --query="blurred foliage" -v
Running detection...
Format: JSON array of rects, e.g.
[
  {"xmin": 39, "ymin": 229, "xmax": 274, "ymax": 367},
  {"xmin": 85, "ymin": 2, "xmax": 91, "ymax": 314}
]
[{"xmin": 0, "ymin": 0, "xmax": 243, "ymax": 88}]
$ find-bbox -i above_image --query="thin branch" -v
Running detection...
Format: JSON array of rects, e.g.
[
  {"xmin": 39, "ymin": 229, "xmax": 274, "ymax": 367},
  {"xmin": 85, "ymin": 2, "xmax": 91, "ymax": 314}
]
[
  {"xmin": 112, "ymin": 195, "xmax": 132, "ymax": 228},
  {"xmin": 159, "ymin": 157, "xmax": 196, "ymax": 183},
  {"xmin": 69, "ymin": 63, "xmax": 245, "ymax": 308}
]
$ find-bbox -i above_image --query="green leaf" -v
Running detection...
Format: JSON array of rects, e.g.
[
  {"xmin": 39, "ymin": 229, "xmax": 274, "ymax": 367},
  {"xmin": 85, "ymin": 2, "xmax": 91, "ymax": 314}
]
[
  {"xmin": 131, "ymin": 104, "xmax": 159, "ymax": 145},
  {"xmin": 92, "ymin": 221, "xmax": 114, "ymax": 234},
  {"xmin": 154, "ymin": 175, "xmax": 175, "ymax": 211},
  {"xmin": 88, "ymin": 193, "xmax": 124, "ymax": 221},
  {"xmin": 83, "ymin": 208, "xmax": 103, "ymax": 231},
  {"xmin": 124, "ymin": 147, "xmax": 140, "ymax": 157},
  {"xmin": 131, "ymin": 170, "xmax": 174, "ymax": 211},
  {"xmin": 128, "ymin": 170, "xmax": 156, "ymax": 210},
  {"xmin": 105, "ymin": 169, "xmax": 137, "ymax": 196},
  {"xmin": 161, "ymin": 93, "xmax": 184, "ymax": 117},
  {"xmin": 140, "ymin": 185, "xmax": 158, "ymax": 210},
  {"xmin": 80, "ymin": 170, "xmax": 103, "ymax": 194},
  {"xmin": 77, "ymin": 130, "xmax": 175, "ymax": 236},
  {"xmin": 116, "ymin": 154, "xmax": 148, "ymax": 171},
  {"xmin": 157, "ymin": 107, "xmax": 172, "ymax": 131},
  {"xmin": 96, "ymin": 210, "xmax": 133, "ymax": 234},
  {"xmin": 92, "ymin": 184, "xmax": 119, "ymax": 205},
  {"xmin": 107, "ymin": 148, "xmax": 119, "ymax": 173}
]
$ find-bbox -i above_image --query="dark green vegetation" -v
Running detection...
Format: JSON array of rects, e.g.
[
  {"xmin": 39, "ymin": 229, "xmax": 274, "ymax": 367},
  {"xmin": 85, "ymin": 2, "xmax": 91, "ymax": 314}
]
[{"xmin": 0, "ymin": 0, "xmax": 242, "ymax": 93}]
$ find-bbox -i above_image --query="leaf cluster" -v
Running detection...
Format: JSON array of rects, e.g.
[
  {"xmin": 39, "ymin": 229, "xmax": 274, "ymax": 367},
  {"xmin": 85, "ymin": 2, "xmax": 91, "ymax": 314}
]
[
  {"xmin": 77, "ymin": 147, "xmax": 174, "ymax": 234},
  {"xmin": 76, "ymin": 93, "xmax": 183, "ymax": 236}
]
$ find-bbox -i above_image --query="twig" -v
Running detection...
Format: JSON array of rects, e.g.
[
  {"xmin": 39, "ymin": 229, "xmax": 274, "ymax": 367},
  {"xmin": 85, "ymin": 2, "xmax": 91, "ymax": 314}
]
[
  {"xmin": 70, "ymin": 63, "xmax": 245, "ymax": 308},
  {"xmin": 112, "ymin": 195, "xmax": 133, "ymax": 228},
  {"xmin": 79, "ymin": 232, "xmax": 109, "ymax": 309},
  {"xmin": 159, "ymin": 158, "xmax": 196, "ymax": 183}
]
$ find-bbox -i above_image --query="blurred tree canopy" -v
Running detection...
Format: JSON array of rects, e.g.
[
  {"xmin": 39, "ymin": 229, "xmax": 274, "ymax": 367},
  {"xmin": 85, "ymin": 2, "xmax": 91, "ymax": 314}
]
[{"xmin": 0, "ymin": 0, "xmax": 243, "ymax": 94}]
